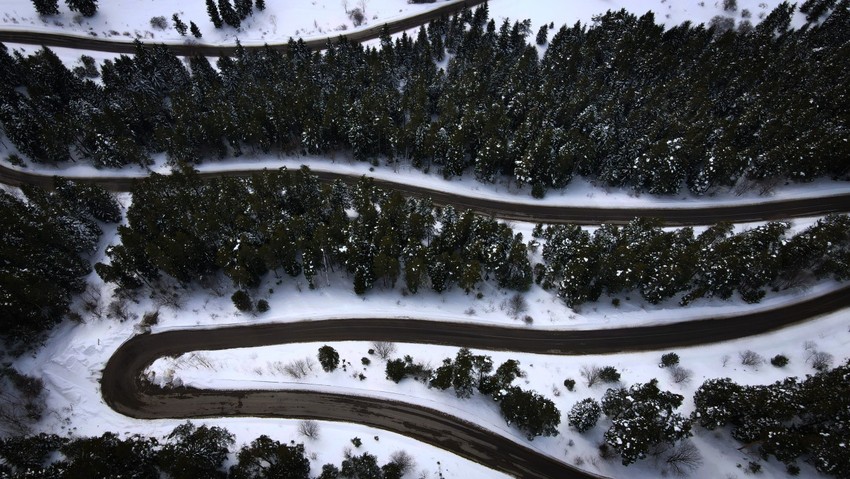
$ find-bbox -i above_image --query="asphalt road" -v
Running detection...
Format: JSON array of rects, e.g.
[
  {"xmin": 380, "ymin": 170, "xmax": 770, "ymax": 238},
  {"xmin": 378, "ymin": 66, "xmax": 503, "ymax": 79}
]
[
  {"xmin": 0, "ymin": 0, "xmax": 486, "ymax": 55},
  {"xmin": 2, "ymin": 164, "xmax": 849, "ymax": 226},
  {"xmin": 102, "ymin": 285, "xmax": 850, "ymax": 479},
  {"xmin": 4, "ymin": 4, "xmax": 849, "ymax": 474}
]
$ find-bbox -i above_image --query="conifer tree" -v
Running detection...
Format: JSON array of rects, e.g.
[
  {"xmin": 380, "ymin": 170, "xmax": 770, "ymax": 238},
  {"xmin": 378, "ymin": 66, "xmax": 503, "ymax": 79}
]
[
  {"xmin": 235, "ymin": 0, "xmax": 252, "ymax": 20},
  {"xmin": 32, "ymin": 0, "xmax": 59, "ymax": 15},
  {"xmin": 190, "ymin": 21, "xmax": 202, "ymax": 38},
  {"xmin": 218, "ymin": 0, "xmax": 241, "ymax": 28},
  {"xmin": 206, "ymin": 0, "xmax": 223, "ymax": 28},
  {"xmin": 65, "ymin": 0, "xmax": 97, "ymax": 17},
  {"xmin": 172, "ymin": 14, "xmax": 188, "ymax": 36}
]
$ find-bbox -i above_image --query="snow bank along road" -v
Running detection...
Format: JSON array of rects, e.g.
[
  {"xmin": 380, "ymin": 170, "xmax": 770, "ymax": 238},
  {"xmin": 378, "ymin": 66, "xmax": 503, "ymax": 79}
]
[
  {"xmin": 0, "ymin": 0, "xmax": 486, "ymax": 55},
  {"xmin": 102, "ymin": 286, "xmax": 850, "ymax": 479},
  {"xmin": 2, "ymin": 164, "xmax": 850, "ymax": 225}
]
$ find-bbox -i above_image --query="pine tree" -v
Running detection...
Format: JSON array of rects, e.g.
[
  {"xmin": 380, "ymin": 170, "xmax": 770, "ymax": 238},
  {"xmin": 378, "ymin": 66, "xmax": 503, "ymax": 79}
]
[
  {"xmin": 61, "ymin": 433, "xmax": 159, "ymax": 479},
  {"xmin": 568, "ymin": 398, "xmax": 602, "ymax": 433},
  {"xmin": 206, "ymin": 0, "xmax": 223, "ymax": 28},
  {"xmin": 229, "ymin": 436, "xmax": 310, "ymax": 479},
  {"xmin": 602, "ymin": 379, "xmax": 692, "ymax": 465},
  {"xmin": 235, "ymin": 0, "xmax": 252, "ymax": 20},
  {"xmin": 535, "ymin": 24, "xmax": 549, "ymax": 45},
  {"xmin": 317, "ymin": 345, "xmax": 340, "ymax": 372},
  {"xmin": 255, "ymin": 0, "xmax": 265, "ymax": 11},
  {"xmin": 341, "ymin": 453, "xmax": 383, "ymax": 479},
  {"xmin": 218, "ymin": 0, "xmax": 241, "ymax": 28},
  {"xmin": 32, "ymin": 0, "xmax": 59, "ymax": 15},
  {"xmin": 172, "ymin": 14, "xmax": 188, "ymax": 36},
  {"xmin": 497, "ymin": 387, "xmax": 561, "ymax": 440},
  {"xmin": 190, "ymin": 21, "xmax": 202, "ymax": 38},
  {"xmin": 65, "ymin": 0, "xmax": 97, "ymax": 17},
  {"xmin": 158, "ymin": 422, "xmax": 235, "ymax": 479}
]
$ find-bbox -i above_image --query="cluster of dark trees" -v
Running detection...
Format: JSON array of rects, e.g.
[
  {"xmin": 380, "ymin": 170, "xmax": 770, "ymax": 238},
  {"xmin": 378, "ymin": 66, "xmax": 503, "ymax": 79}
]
[
  {"xmin": 0, "ymin": 179, "xmax": 120, "ymax": 343},
  {"xmin": 386, "ymin": 348, "xmax": 559, "ymax": 440},
  {"xmin": 94, "ymin": 167, "xmax": 850, "ymax": 308},
  {"xmin": 0, "ymin": 367, "xmax": 46, "ymax": 436},
  {"xmin": 171, "ymin": 15, "xmax": 203, "ymax": 40},
  {"xmin": 693, "ymin": 361, "xmax": 850, "ymax": 477},
  {"xmin": 534, "ymin": 214, "xmax": 850, "ymax": 307},
  {"xmin": 205, "ymin": 0, "xmax": 264, "ymax": 30},
  {"xmin": 567, "ymin": 380, "xmax": 692, "ymax": 466},
  {"xmin": 96, "ymin": 167, "xmax": 532, "ymax": 296},
  {"xmin": 564, "ymin": 360, "xmax": 849, "ymax": 475},
  {"xmin": 4, "ymin": 1, "xmax": 849, "ymax": 196},
  {"xmin": 31, "ymin": 0, "xmax": 98, "ymax": 17},
  {"xmin": 0, "ymin": 421, "xmax": 411, "ymax": 479}
]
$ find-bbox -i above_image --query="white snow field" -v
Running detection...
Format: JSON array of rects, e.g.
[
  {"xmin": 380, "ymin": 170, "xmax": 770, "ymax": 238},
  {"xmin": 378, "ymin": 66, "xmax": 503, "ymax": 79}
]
[
  {"xmin": 0, "ymin": 0, "xmax": 806, "ymax": 46},
  {"xmin": 4, "ymin": 0, "xmax": 849, "ymax": 478}
]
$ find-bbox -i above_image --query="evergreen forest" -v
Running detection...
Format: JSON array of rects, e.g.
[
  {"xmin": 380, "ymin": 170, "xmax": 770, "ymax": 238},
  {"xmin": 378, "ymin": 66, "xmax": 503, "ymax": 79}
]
[{"xmin": 1, "ymin": 1, "xmax": 848, "ymax": 197}]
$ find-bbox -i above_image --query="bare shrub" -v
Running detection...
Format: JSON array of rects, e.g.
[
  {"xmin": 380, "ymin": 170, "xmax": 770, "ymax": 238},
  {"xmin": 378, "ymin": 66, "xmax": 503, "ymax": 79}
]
[
  {"xmin": 0, "ymin": 368, "xmax": 46, "ymax": 435},
  {"xmin": 670, "ymin": 366, "xmax": 693, "ymax": 385},
  {"xmin": 581, "ymin": 365, "xmax": 602, "ymax": 387},
  {"xmin": 82, "ymin": 285, "xmax": 103, "ymax": 317},
  {"xmin": 808, "ymin": 351, "xmax": 834, "ymax": 371},
  {"xmin": 739, "ymin": 350, "xmax": 764, "ymax": 367},
  {"xmin": 598, "ymin": 442, "xmax": 617, "ymax": 461},
  {"xmin": 348, "ymin": 7, "xmax": 364, "ymax": 26},
  {"xmin": 107, "ymin": 300, "xmax": 131, "ymax": 321},
  {"xmin": 662, "ymin": 441, "xmax": 703, "ymax": 477},
  {"xmin": 372, "ymin": 341, "xmax": 396, "ymax": 360},
  {"xmin": 502, "ymin": 293, "xmax": 528, "ymax": 319},
  {"xmin": 142, "ymin": 310, "xmax": 159, "ymax": 327},
  {"xmin": 389, "ymin": 450, "xmax": 416, "ymax": 475},
  {"xmin": 721, "ymin": 354, "xmax": 731, "ymax": 367},
  {"xmin": 298, "ymin": 420, "xmax": 320, "ymax": 439},
  {"xmin": 283, "ymin": 358, "xmax": 315, "ymax": 379},
  {"xmin": 150, "ymin": 16, "xmax": 168, "ymax": 29}
]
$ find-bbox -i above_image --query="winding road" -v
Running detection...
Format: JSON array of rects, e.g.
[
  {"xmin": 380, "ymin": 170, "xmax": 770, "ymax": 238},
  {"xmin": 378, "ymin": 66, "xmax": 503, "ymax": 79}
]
[
  {"xmin": 3, "ymin": 164, "xmax": 850, "ymax": 226},
  {"xmin": 101, "ymin": 286, "xmax": 850, "ymax": 479},
  {"xmin": 0, "ymin": 0, "xmax": 486, "ymax": 55},
  {"xmin": 4, "ymin": 2, "xmax": 850, "ymax": 477}
]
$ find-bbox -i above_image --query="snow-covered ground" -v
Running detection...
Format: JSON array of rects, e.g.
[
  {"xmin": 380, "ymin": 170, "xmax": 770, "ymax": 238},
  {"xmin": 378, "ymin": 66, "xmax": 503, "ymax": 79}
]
[
  {"xmin": 144, "ymin": 306, "xmax": 850, "ymax": 478},
  {"xmin": 0, "ymin": 0, "xmax": 465, "ymax": 45},
  {"xmin": 4, "ymin": 0, "xmax": 843, "ymax": 211},
  {"xmin": 9, "ymin": 206, "xmax": 849, "ymax": 478},
  {"xmin": 6, "ymin": 152, "xmax": 850, "ymax": 212},
  {"xmin": 6, "ymin": 0, "xmax": 850, "ymax": 478},
  {"xmin": 0, "ymin": 0, "xmax": 807, "ymax": 46},
  {"xmin": 15, "ymin": 246, "xmax": 849, "ymax": 479}
]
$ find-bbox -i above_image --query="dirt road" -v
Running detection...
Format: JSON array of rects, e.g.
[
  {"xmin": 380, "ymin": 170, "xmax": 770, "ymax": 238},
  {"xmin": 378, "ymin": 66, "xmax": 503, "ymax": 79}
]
[{"xmin": 102, "ymin": 285, "xmax": 850, "ymax": 478}]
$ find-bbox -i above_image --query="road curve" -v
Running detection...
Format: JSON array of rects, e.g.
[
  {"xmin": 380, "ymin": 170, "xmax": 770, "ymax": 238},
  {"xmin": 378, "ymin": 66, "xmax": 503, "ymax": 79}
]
[
  {"xmin": 102, "ymin": 285, "xmax": 850, "ymax": 478},
  {"xmin": 3, "ymin": 164, "xmax": 850, "ymax": 226},
  {"xmin": 0, "ymin": 0, "xmax": 485, "ymax": 56}
]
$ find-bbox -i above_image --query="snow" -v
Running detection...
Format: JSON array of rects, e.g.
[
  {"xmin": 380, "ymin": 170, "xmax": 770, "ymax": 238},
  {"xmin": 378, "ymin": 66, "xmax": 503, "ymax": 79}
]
[
  {"xmin": 5, "ymin": 152, "xmax": 850, "ymax": 212},
  {"xmin": 9, "ymin": 207, "xmax": 849, "ymax": 478},
  {"xmin": 4, "ymin": 0, "xmax": 849, "ymax": 477},
  {"xmin": 0, "ymin": 0, "xmax": 808, "ymax": 47},
  {"xmin": 0, "ymin": 0, "xmax": 466, "ymax": 46}
]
